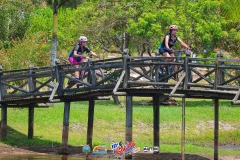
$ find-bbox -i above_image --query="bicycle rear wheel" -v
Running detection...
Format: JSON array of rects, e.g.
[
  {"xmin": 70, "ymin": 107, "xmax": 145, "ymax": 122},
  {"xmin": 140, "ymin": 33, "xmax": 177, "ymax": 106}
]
[
  {"xmin": 82, "ymin": 68, "xmax": 105, "ymax": 86},
  {"xmin": 151, "ymin": 65, "xmax": 168, "ymax": 82}
]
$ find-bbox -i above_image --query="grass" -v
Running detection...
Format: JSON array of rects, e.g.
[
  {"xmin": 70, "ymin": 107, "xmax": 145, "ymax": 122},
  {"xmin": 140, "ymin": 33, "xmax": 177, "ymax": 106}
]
[{"xmin": 0, "ymin": 97, "xmax": 240, "ymax": 157}]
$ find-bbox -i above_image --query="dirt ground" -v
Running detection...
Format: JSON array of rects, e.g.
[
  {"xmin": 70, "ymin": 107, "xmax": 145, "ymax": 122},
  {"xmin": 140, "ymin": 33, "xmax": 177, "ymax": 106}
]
[{"xmin": 0, "ymin": 144, "xmax": 240, "ymax": 160}]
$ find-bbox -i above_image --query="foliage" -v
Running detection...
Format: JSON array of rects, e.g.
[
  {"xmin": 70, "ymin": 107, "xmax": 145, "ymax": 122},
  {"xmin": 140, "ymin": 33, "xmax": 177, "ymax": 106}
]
[
  {"xmin": 0, "ymin": 0, "xmax": 239, "ymax": 69},
  {"xmin": 221, "ymin": 0, "xmax": 240, "ymax": 22},
  {"xmin": 185, "ymin": 0, "xmax": 227, "ymax": 57},
  {"xmin": 3, "ymin": 33, "xmax": 50, "ymax": 70},
  {"xmin": 0, "ymin": 0, "xmax": 40, "ymax": 49}
]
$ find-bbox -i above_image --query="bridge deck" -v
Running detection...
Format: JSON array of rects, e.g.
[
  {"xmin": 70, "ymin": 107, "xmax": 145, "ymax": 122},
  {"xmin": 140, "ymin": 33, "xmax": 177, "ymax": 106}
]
[{"xmin": 1, "ymin": 56, "xmax": 240, "ymax": 106}]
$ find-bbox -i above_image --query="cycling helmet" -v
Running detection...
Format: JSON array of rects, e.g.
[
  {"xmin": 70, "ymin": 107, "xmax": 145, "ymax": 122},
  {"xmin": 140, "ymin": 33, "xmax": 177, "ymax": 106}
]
[
  {"xmin": 169, "ymin": 25, "xmax": 178, "ymax": 30},
  {"xmin": 79, "ymin": 36, "xmax": 87, "ymax": 42}
]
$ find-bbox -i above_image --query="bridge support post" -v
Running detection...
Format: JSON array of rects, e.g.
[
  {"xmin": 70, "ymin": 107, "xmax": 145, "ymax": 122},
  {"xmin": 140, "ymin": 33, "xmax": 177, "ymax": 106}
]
[
  {"xmin": 214, "ymin": 98, "xmax": 219, "ymax": 160},
  {"xmin": 28, "ymin": 106, "xmax": 34, "ymax": 139},
  {"xmin": 125, "ymin": 95, "xmax": 133, "ymax": 159},
  {"xmin": 126, "ymin": 95, "xmax": 132, "ymax": 142},
  {"xmin": 87, "ymin": 99, "xmax": 95, "ymax": 149},
  {"xmin": 181, "ymin": 98, "xmax": 186, "ymax": 160},
  {"xmin": 28, "ymin": 65, "xmax": 36, "ymax": 139},
  {"xmin": 214, "ymin": 54, "xmax": 220, "ymax": 160},
  {"xmin": 0, "ymin": 66, "xmax": 7, "ymax": 140},
  {"xmin": 0, "ymin": 104, "xmax": 7, "ymax": 140},
  {"xmin": 153, "ymin": 95, "xmax": 160, "ymax": 147},
  {"xmin": 61, "ymin": 101, "xmax": 71, "ymax": 155}
]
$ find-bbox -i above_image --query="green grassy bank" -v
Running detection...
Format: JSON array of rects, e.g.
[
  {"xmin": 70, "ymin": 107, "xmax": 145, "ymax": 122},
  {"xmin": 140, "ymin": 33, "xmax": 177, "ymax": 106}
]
[{"xmin": 0, "ymin": 97, "xmax": 240, "ymax": 157}]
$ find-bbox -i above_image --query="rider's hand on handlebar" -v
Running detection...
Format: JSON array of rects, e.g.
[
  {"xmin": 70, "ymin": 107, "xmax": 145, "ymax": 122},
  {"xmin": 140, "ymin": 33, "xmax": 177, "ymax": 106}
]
[{"xmin": 94, "ymin": 54, "xmax": 100, "ymax": 59}]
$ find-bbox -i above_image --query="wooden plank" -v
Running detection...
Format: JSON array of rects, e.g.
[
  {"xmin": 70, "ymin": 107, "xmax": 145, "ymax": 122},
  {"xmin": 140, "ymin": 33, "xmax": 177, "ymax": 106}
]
[
  {"xmin": 49, "ymin": 82, "xmax": 59, "ymax": 101},
  {"xmin": 113, "ymin": 70, "xmax": 125, "ymax": 94},
  {"xmin": 170, "ymin": 72, "xmax": 186, "ymax": 96},
  {"xmin": 3, "ymin": 91, "xmax": 52, "ymax": 98},
  {"xmin": 129, "ymin": 66, "xmax": 154, "ymax": 81},
  {"xmin": 2, "ymin": 71, "xmax": 53, "ymax": 81},
  {"xmin": 1, "ymin": 81, "xmax": 29, "ymax": 93},
  {"xmin": 191, "ymin": 67, "xmax": 214, "ymax": 85},
  {"xmin": 34, "ymin": 79, "xmax": 55, "ymax": 90},
  {"xmin": 95, "ymin": 69, "xmax": 123, "ymax": 86},
  {"xmin": 232, "ymin": 88, "xmax": 240, "ymax": 104},
  {"xmin": 192, "ymin": 68, "xmax": 215, "ymax": 83}
]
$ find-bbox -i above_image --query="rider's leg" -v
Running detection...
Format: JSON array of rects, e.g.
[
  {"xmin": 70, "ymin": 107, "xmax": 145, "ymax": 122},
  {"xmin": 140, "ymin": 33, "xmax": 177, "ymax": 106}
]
[
  {"xmin": 74, "ymin": 65, "xmax": 79, "ymax": 79},
  {"xmin": 70, "ymin": 57, "xmax": 80, "ymax": 79},
  {"xmin": 169, "ymin": 53, "xmax": 178, "ymax": 73},
  {"xmin": 68, "ymin": 57, "xmax": 80, "ymax": 85},
  {"xmin": 169, "ymin": 53, "xmax": 178, "ymax": 80},
  {"xmin": 162, "ymin": 52, "xmax": 171, "ymax": 59},
  {"xmin": 78, "ymin": 58, "xmax": 84, "ymax": 81}
]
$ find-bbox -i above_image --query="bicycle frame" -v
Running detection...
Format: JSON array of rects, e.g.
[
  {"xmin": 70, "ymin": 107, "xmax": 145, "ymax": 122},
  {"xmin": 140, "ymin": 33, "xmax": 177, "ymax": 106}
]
[{"xmin": 152, "ymin": 49, "xmax": 194, "ymax": 83}]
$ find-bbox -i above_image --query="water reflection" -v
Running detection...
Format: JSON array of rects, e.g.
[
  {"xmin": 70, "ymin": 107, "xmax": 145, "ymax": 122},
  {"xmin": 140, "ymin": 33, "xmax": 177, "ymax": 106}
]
[
  {"xmin": 0, "ymin": 154, "xmax": 113, "ymax": 160},
  {"xmin": 0, "ymin": 152, "xmax": 211, "ymax": 160}
]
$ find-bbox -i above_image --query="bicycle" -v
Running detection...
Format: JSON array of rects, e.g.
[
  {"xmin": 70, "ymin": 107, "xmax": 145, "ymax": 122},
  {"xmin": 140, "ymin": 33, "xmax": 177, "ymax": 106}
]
[
  {"xmin": 151, "ymin": 49, "xmax": 194, "ymax": 83},
  {"xmin": 67, "ymin": 55, "xmax": 105, "ymax": 88}
]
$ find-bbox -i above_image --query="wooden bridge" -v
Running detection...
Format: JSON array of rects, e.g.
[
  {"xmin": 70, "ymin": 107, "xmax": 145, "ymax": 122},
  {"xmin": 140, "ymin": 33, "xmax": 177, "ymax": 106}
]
[{"xmin": 0, "ymin": 53, "xmax": 240, "ymax": 159}]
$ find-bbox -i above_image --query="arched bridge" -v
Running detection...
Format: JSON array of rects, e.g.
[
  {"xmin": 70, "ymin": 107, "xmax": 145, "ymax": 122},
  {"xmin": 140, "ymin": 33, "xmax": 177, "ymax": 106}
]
[{"xmin": 0, "ymin": 54, "xmax": 240, "ymax": 159}]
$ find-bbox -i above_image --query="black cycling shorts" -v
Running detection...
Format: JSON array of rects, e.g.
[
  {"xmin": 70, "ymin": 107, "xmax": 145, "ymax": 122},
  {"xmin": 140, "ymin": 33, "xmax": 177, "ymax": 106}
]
[{"xmin": 159, "ymin": 48, "xmax": 174, "ymax": 55}]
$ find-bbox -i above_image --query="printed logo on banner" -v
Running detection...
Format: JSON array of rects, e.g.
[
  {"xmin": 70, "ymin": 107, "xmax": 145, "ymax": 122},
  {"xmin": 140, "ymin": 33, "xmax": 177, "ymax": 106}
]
[{"xmin": 111, "ymin": 140, "xmax": 137, "ymax": 157}]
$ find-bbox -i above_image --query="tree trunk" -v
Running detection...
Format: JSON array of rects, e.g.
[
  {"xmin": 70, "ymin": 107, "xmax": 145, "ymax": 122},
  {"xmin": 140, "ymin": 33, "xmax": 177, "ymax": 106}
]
[
  {"xmin": 124, "ymin": 32, "xmax": 131, "ymax": 56},
  {"xmin": 50, "ymin": 0, "xmax": 58, "ymax": 66}
]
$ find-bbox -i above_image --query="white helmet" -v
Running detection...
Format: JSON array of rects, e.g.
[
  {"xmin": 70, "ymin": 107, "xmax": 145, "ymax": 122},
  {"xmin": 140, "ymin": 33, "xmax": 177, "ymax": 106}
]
[
  {"xmin": 79, "ymin": 36, "xmax": 87, "ymax": 42},
  {"xmin": 169, "ymin": 25, "xmax": 178, "ymax": 30}
]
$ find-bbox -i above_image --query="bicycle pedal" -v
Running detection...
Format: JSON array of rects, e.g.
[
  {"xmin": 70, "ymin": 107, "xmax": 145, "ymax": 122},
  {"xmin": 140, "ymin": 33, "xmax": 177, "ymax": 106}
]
[
  {"xmin": 172, "ymin": 76, "xmax": 179, "ymax": 81},
  {"xmin": 68, "ymin": 80, "xmax": 76, "ymax": 86},
  {"xmin": 76, "ymin": 83, "xmax": 83, "ymax": 87}
]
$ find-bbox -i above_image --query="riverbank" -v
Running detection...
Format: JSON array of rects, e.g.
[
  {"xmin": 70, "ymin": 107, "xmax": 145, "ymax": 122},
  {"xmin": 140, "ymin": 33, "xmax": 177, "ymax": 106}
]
[{"xmin": 0, "ymin": 144, "xmax": 240, "ymax": 160}]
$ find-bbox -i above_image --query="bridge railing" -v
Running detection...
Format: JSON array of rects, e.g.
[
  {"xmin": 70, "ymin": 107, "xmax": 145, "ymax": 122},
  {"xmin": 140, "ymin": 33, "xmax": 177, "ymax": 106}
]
[
  {"xmin": 0, "ymin": 65, "xmax": 54, "ymax": 102},
  {"xmin": 55, "ymin": 57, "xmax": 124, "ymax": 96},
  {"xmin": 123, "ymin": 55, "xmax": 240, "ymax": 92}
]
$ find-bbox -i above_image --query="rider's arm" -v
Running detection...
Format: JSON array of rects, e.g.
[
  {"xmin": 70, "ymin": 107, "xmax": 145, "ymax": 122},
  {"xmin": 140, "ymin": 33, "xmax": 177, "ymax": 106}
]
[
  {"xmin": 165, "ymin": 35, "xmax": 171, "ymax": 50},
  {"xmin": 89, "ymin": 51, "xmax": 100, "ymax": 58},
  {"xmin": 177, "ymin": 37, "xmax": 190, "ymax": 49},
  {"xmin": 73, "ymin": 44, "xmax": 82, "ymax": 57},
  {"xmin": 73, "ymin": 50, "xmax": 81, "ymax": 57},
  {"xmin": 90, "ymin": 51, "xmax": 96, "ymax": 56}
]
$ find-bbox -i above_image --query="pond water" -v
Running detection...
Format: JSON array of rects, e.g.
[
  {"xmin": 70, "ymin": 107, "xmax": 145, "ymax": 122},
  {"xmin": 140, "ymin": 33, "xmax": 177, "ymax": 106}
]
[
  {"xmin": 0, "ymin": 152, "xmax": 214, "ymax": 160},
  {"xmin": 0, "ymin": 153, "xmax": 118, "ymax": 160}
]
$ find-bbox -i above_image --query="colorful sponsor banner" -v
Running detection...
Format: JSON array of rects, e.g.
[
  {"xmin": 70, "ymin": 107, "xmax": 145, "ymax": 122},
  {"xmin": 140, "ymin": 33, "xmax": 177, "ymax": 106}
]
[{"xmin": 111, "ymin": 140, "xmax": 137, "ymax": 156}]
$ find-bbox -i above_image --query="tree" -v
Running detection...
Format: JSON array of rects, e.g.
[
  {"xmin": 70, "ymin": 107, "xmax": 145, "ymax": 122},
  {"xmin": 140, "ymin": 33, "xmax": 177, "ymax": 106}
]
[
  {"xmin": 0, "ymin": 0, "xmax": 38, "ymax": 49},
  {"xmin": 47, "ymin": 0, "xmax": 83, "ymax": 66},
  {"xmin": 221, "ymin": 0, "xmax": 240, "ymax": 21},
  {"xmin": 1, "ymin": 0, "xmax": 240, "ymax": 70}
]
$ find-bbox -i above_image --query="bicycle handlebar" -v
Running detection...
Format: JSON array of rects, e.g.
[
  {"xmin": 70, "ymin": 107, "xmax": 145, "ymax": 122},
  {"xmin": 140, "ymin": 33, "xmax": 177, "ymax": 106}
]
[
  {"xmin": 173, "ymin": 49, "xmax": 193, "ymax": 57},
  {"xmin": 81, "ymin": 54, "xmax": 100, "ymax": 60}
]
